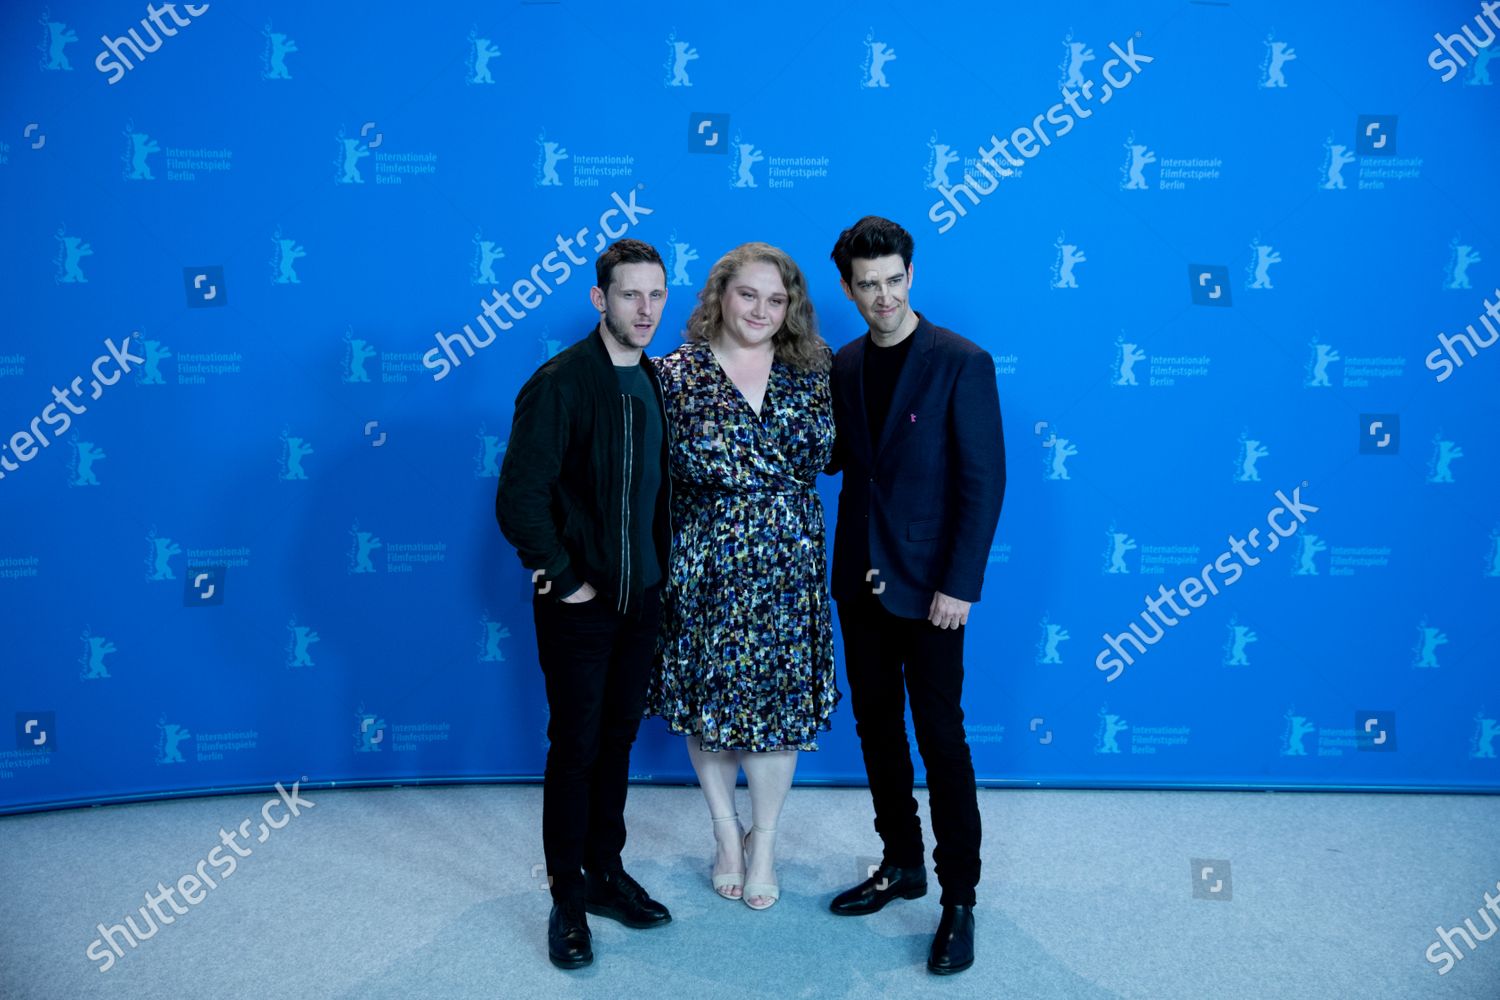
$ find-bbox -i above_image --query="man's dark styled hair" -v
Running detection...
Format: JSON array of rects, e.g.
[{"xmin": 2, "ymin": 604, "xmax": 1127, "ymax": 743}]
[
  {"xmin": 830, "ymin": 216, "xmax": 915, "ymax": 285},
  {"xmin": 595, "ymin": 238, "xmax": 665, "ymax": 292}
]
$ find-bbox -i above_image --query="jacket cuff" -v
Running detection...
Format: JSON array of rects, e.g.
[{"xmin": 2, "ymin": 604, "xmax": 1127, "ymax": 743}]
[
  {"xmin": 546, "ymin": 564, "xmax": 582, "ymax": 601},
  {"xmin": 937, "ymin": 573, "xmax": 983, "ymax": 604}
]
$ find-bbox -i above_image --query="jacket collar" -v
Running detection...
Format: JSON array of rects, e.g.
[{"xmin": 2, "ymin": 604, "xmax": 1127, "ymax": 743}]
[{"xmin": 578, "ymin": 324, "xmax": 664, "ymax": 398}]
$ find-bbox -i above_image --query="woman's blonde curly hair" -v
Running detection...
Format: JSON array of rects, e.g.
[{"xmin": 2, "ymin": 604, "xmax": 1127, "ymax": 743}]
[{"xmin": 685, "ymin": 242, "xmax": 830, "ymax": 372}]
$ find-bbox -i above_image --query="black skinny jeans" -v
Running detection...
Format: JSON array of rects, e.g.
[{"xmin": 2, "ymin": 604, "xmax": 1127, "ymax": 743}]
[
  {"xmin": 837, "ymin": 587, "xmax": 982, "ymax": 906},
  {"xmin": 532, "ymin": 585, "xmax": 660, "ymax": 904}
]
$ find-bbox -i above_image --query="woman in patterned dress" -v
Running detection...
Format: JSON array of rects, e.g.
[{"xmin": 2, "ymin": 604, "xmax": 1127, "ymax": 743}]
[{"xmin": 648, "ymin": 242, "xmax": 839, "ymax": 910}]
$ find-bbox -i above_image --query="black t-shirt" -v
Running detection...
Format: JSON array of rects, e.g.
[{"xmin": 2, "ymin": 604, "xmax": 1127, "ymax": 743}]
[
  {"xmin": 614, "ymin": 361, "xmax": 662, "ymax": 588},
  {"xmin": 863, "ymin": 331, "xmax": 915, "ymax": 448}
]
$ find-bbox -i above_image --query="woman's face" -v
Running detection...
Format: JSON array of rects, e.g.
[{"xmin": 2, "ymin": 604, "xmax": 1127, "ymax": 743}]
[{"xmin": 719, "ymin": 260, "xmax": 788, "ymax": 349}]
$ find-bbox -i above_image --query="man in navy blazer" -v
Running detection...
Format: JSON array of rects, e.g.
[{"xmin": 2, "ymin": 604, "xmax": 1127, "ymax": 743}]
[{"xmin": 823, "ymin": 216, "xmax": 1005, "ymax": 977}]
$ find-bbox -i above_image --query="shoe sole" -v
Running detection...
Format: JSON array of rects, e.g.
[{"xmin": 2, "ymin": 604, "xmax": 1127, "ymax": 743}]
[
  {"xmin": 583, "ymin": 902, "xmax": 671, "ymax": 929},
  {"xmin": 927, "ymin": 958, "xmax": 974, "ymax": 976},
  {"xmin": 829, "ymin": 884, "xmax": 928, "ymax": 916},
  {"xmin": 549, "ymin": 953, "xmax": 593, "ymax": 970}
]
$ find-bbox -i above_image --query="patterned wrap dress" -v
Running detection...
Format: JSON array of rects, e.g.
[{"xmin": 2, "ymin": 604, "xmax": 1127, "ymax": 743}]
[{"xmin": 648, "ymin": 341, "xmax": 840, "ymax": 752}]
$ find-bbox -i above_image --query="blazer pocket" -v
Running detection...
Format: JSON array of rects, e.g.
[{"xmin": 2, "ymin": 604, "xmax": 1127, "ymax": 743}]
[{"xmin": 907, "ymin": 517, "xmax": 942, "ymax": 541}]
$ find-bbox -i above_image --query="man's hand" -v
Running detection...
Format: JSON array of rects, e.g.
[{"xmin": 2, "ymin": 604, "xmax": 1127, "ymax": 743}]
[
  {"xmin": 561, "ymin": 582, "xmax": 598, "ymax": 604},
  {"xmin": 928, "ymin": 591, "xmax": 970, "ymax": 630}
]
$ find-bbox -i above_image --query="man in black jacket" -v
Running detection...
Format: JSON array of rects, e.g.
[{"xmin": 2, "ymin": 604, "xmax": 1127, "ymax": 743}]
[
  {"xmin": 824, "ymin": 216, "xmax": 1006, "ymax": 976},
  {"xmin": 496, "ymin": 238, "xmax": 673, "ymax": 970}
]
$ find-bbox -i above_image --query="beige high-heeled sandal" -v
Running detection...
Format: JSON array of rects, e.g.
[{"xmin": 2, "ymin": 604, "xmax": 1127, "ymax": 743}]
[
  {"xmin": 710, "ymin": 814, "xmax": 744, "ymax": 900},
  {"xmin": 743, "ymin": 824, "xmax": 779, "ymax": 910}
]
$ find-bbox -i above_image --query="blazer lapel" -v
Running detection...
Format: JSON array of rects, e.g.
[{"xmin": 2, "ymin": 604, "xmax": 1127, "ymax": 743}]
[
  {"xmin": 841, "ymin": 335, "xmax": 874, "ymax": 465},
  {"xmin": 875, "ymin": 316, "xmax": 934, "ymax": 460}
]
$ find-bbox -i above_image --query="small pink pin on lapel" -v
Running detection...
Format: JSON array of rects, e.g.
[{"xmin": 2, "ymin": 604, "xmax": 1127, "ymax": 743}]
[{"xmin": 910, "ymin": 413, "xmax": 917, "ymax": 423}]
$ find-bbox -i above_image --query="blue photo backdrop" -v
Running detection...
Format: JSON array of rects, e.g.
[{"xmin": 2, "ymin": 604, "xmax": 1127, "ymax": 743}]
[{"xmin": 3, "ymin": 0, "xmax": 1498, "ymax": 813}]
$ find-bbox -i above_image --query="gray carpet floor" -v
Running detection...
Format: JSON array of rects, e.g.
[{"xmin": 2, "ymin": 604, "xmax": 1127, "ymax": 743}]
[{"xmin": 2, "ymin": 784, "xmax": 1497, "ymax": 999}]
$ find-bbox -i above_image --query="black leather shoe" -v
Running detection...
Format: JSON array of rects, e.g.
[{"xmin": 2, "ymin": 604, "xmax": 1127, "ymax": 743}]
[
  {"xmin": 828, "ymin": 864, "xmax": 928, "ymax": 915},
  {"xmin": 584, "ymin": 868, "xmax": 672, "ymax": 928},
  {"xmin": 547, "ymin": 901, "xmax": 592, "ymax": 970},
  {"xmin": 927, "ymin": 904, "xmax": 975, "ymax": 975}
]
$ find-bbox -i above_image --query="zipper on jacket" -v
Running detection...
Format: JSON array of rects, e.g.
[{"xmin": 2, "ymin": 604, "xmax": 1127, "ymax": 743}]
[
  {"xmin": 619, "ymin": 394, "xmax": 632, "ymax": 613},
  {"xmin": 659, "ymin": 376, "xmax": 673, "ymax": 569}
]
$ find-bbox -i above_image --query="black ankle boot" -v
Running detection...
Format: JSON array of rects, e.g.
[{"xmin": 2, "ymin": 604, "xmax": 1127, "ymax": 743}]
[
  {"xmin": 584, "ymin": 868, "xmax": 671, "ymax": 928},
  {"xmin": 547, "ymin": 901, "xmax": 592, "ymax": 969},
  {"xmin": 927, "ymin": 904, "xmax": 974, "ymax": 975}
]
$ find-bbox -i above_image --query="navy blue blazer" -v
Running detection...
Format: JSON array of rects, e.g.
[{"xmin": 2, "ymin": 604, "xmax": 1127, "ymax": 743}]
[{"xmin": 826, "ymin": 313, "xmax": 1006, "ymax": 618}]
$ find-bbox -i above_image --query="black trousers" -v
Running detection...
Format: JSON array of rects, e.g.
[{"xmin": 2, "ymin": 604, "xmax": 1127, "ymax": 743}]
[
  {"xmin": 531, "ymin": 585, "xmax": 660, "ymax": 904},
  {"xmin": 837, "ymin": 588, "xmax": 982, "ymax": 906}
]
